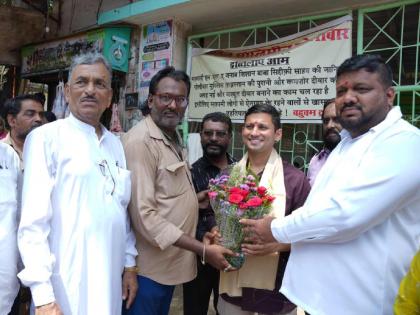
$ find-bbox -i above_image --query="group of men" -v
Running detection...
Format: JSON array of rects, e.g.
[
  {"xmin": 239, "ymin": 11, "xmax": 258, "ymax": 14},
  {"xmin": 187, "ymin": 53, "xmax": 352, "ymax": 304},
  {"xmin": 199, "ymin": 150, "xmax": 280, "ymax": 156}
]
[{"xmin": 0, "ymin": 51, "xmax": 418, "ymax": 315}]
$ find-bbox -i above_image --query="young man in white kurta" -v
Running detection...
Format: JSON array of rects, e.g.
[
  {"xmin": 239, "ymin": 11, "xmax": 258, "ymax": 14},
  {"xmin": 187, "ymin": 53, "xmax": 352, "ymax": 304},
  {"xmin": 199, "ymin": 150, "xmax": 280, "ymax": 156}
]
[
  {"xmin": 17, "ymin": 53, "xmax": 137, "ymax": 315},
  {"xmin": 0, "ymin": 142, "xmax": 21, "ymax": 314}
]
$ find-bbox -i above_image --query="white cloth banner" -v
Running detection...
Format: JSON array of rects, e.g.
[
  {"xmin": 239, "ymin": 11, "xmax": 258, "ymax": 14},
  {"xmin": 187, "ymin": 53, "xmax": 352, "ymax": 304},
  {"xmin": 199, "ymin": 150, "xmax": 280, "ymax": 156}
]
[{"xmin": 189, "ymin": 15, "xmax": 352, "ymax": 123}]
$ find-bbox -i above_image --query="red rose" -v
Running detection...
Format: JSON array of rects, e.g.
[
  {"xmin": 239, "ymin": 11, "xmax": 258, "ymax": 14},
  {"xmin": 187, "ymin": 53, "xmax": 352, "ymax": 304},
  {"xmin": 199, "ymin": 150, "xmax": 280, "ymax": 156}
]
[
  {"xmin": 266, "ymin": 195, "xmax": 275, "ymax": 203},
  {"xmin": 229, "ymin": 187, "xmax": 242, "ymax": 194},
  {"xmin": 246, "ymin": 196, "xmax": 263, "ymax": 207},
  {"xmin": 230, "ymin": 187, "xmax": 249, "ymax": 198},
  {"xmin": 239, "ymin": 202, "xmax": 248, "ymax": 209},
  {"xmin": 229, "ymin": 193, "xmax": 244, "ymax": 204},
  {"xmin": 257, "ymin": 186, "xmax": 267, "ymax": 196}
]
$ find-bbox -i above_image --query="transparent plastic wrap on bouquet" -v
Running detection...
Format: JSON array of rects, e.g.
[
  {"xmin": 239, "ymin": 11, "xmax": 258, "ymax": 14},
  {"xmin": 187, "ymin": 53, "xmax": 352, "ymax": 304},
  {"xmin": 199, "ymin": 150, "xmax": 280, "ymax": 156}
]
[
  {"xmin": 210, "ymin": 198, "xmax": 246, "ymax": 269},
  {"xmin": 208, "ymin": 165, "xmax": 274, "ymax": 269}
]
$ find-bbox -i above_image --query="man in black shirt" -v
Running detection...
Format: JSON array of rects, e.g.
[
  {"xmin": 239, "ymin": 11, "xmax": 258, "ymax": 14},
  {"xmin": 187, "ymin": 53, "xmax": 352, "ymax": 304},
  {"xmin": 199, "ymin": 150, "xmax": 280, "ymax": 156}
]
[{"xmin": 183, "ymin": 112, "xmax": 235, "ymax": 315}]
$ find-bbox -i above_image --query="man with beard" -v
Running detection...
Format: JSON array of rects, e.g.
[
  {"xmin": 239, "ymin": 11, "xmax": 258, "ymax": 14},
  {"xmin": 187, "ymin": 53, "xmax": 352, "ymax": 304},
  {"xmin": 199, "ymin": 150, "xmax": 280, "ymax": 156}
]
[
  {"xmin": 241, "ymin": 54, "xmax": 420, "ymax": 315},
  {"xmin": 183, "ymin": 112, "xmax": 235, "ymax": 315},
  {"xmin": 307, "ymin": 99, "xmax": 342, "ymax": 186},
  {"xmin": 1, "ymin": 94, "xmax": 44, "ymax": 163},
  {"xmin": 122, "ymin": 67, "xmax": 234, "ymax": 315}
]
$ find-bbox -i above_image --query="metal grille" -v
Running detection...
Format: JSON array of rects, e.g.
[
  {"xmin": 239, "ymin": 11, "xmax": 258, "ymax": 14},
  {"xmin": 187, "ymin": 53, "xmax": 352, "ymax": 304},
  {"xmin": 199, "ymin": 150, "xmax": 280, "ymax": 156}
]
[
  {"xmin": 187, "ymin": 1, "xmax": 419, "ymax": 169},
  {"xmin": 358, "ymin": 1, "xmax": 420, "ymax": 128}
]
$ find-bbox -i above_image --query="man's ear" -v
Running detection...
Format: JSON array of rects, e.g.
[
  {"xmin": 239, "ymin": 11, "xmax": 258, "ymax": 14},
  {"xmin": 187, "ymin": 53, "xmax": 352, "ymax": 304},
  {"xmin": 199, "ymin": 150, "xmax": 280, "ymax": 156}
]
[
  {"xmin": 386, "ymin": 86, "xmax": 396, "ymax": 107},
  {"xmin": 147, "ymin": 94, "xmax": 153, "ymax": 109},
  {"xmin": 275, "ymin": 128, "xmax": 282, "ymax": 142},
  {"xmin": 7, "ymin": 113, "xmax": 16, "ymax": 129}
]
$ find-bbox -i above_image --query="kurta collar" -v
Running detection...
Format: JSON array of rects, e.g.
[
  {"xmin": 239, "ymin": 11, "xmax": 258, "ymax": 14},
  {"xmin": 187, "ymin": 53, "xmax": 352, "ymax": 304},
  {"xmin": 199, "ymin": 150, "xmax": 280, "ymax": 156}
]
[
  {"xmin": 340, "ymin": 106, "xmax": 402, "ymax": 141},
  {"xmin": 67, "ymin": 113, "xmax": 109, "ymax": 141}
]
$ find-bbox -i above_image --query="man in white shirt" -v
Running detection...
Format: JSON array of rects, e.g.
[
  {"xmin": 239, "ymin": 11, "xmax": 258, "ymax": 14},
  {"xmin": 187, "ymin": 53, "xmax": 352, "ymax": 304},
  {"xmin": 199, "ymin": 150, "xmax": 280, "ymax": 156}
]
[
  {"xmin": 241, "ymin": 54, "xmax": 420, "ymax": 315},
  {"xmin": 17, "ymin": 53, "xmax": 138, "ymax": 315},
  {"xmin": 0, "ymin": 142, "xmax": 21, "ymax": 314}
]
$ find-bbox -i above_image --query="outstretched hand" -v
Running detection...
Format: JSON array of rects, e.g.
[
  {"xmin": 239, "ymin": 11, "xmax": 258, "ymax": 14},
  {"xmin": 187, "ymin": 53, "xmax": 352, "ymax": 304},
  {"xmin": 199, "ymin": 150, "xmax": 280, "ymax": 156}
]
[
  {"xmin": 197, "ymin": 190, "xmax": 210, "ymax": 209},
  {"xmin": 240, "ymin": 216, "xmax": 277, "ymax": 244},
  {"xmin": 205, "ymin": 244, "xmax": 237, "ymax": 271},
  {"xmin": 203, "ymin": 226, "xmax": 221, "ymax": 245},
  {"xmin": 242, "ymin": 241, "xmax": 290, "ymax": 256}
]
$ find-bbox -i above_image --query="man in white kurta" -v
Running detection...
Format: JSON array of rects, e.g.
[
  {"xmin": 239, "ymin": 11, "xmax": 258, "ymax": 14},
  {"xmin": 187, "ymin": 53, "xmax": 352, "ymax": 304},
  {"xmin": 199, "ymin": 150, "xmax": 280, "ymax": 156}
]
[
  {"xmin": 241, "ymin": 54, "xmax": 420, "ymax": 315},
  {"xmin": 17, "ymin": 53, "xmax": 137, "ymax": 315},
  {"xmin": 0, "ymin": 142, "xmax": 21, "ymax": 314}
]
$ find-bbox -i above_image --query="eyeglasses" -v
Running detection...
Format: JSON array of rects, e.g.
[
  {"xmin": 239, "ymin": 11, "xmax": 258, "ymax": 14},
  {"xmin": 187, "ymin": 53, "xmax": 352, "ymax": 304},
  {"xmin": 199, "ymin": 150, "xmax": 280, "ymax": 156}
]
[
  {"xmin": 99, "ymin": 160, "xmax": 115, "ymax": 195},
  {"xmin": 201, "ymin": 130, "xmax": 229, "ymax": 138},
  {"xmin": 153, "ymin": 93, "xmax": 189, "ymax": 108}
]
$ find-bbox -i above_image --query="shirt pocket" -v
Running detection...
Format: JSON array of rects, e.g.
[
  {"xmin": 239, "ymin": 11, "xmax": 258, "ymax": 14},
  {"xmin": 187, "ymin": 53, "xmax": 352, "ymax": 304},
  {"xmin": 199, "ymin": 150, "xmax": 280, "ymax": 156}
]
[
  {"xmin": 113, "ymin": 167, "xmax": 132, "ymax": 210},
  {"xmin": 157, "ymin": 161, "xmax": 190, "ymax": 198},
  {"xmin": 0, "ymin": 170, "xmax": 18, "ymax": 215},
  {"xmin": 0, "ymin": 170, "xmax": 18, "ymax": 202}
]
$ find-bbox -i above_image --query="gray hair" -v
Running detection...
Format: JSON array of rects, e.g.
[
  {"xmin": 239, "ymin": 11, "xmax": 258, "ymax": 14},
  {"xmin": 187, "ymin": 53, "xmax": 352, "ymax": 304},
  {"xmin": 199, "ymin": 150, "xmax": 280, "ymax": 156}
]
[{"xmin": 67, "ymin": 52, "xmax": 112, "ymax": 84}]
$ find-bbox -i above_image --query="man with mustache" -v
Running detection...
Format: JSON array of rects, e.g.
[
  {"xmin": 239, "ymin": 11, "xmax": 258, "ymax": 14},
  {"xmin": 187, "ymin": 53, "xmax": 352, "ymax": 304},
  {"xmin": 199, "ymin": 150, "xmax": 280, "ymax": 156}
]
[
  {"xmin": 122, "ymin": 67, "xmax": 234, "ymax": 315},
  {"xmin": 18, "ymin": 53, "xmax": 138, "ymax": 315},
  {"xmin": 1, "ymin": 94, "xmax": 44, "ymax": 163},
  {"xmin": 307, "ymin": 99, "xmax": 342, "ymax": 186},
  {"xmin": 1, "ymin": 94, "xmax": 44, "ymax": 314},
  {"xmin": 183, "ymin": 112, "xmax": 235, "ymax": 315},
  {"xmin": 241, "ymin": 54, "xmax": 420, "ymax": 315}
]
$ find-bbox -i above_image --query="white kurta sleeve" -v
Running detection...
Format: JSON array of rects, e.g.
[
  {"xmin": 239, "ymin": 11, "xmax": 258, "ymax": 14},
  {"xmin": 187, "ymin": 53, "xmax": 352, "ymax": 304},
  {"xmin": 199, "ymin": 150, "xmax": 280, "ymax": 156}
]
[
  {"xmin": 272, "ymin": 131, "xmax": 420, "ymax": 244},
  {"xmin": 17, "ymin": 129, "xmax": 56, "ymax": 306},
  {"xmin": 125, "ymin": 216, "xmax": 137, "ymax": 267},
  {"xmin": 115, "ymin": 143, "xmax": 138, "ymax": 268}
]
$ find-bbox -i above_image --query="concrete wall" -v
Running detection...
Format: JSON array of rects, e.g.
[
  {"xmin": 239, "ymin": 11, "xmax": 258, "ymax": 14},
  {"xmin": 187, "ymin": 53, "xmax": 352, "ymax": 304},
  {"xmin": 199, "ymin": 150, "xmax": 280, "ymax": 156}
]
[
  {"xmin": 0, "ymin": 6, "xmax": 54, "ymax": 65},
  {"xmin": 58, "ymin": 0, "xmax": 130, "ymax": 36}
]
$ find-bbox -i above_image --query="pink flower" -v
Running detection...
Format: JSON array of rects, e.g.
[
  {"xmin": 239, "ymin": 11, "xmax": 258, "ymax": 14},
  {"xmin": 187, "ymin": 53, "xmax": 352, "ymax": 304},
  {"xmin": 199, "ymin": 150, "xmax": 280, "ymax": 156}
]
[{"xmin": 208, "ymin": 191, "xmax": 218, "ymax": 199}]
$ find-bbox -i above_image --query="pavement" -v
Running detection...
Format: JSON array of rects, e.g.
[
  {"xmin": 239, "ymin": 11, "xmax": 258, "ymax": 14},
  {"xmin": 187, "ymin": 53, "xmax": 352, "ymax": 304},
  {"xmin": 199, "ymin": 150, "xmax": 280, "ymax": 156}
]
[{"xmin": 169, "ymin": 285, "xmax": 217, "ymax": 315}]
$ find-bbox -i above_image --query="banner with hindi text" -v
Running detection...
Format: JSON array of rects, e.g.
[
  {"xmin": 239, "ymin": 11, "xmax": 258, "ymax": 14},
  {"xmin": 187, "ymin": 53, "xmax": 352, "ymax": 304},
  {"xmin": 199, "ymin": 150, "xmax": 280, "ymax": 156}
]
[{"xmin": 189, "ymin": 15, "xmax": 352, "ymax": 123}]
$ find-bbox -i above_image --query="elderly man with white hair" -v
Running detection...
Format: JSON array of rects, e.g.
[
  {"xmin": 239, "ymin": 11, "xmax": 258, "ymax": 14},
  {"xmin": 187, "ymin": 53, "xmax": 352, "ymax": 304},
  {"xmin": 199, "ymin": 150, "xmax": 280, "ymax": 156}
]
[{"xmin": 18, "ymin": 53, "xmax": 138, "ymax": 315}]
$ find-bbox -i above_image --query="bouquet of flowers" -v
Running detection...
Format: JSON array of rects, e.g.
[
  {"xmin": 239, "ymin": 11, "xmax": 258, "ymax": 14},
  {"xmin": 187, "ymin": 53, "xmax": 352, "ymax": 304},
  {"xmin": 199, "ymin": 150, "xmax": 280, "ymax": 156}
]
[{"xmin": 208, "ymin": 165, "xmax": 275, "ymax": 269}]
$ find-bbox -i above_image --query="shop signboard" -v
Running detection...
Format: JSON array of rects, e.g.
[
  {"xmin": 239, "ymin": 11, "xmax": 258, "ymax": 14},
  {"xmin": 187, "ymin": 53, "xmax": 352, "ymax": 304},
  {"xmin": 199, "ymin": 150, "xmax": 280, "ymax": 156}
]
[
  {"xmin": 189, "ymin": 16, "xmax": 352, "ymax": 123},
  {"xmin": 21, "ymin": 27, "xmax": 131, "ymax": 76},
  {"xmin": 139, "ymin": 20, "xmax": 173, "ymax": 103}
]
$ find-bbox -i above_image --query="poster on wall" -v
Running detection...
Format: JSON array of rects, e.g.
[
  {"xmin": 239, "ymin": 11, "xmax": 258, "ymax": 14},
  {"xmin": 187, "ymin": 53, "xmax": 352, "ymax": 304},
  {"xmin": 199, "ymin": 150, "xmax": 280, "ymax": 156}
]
[
  {"xmin": 139, "ymin": 20, "xmax": 173, "ymax": 103},
  {"xmin": 189, "ymin": 15, "xmax": 352, "ymax": 123}
]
